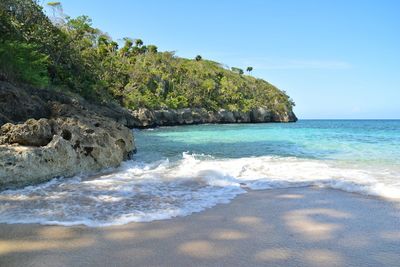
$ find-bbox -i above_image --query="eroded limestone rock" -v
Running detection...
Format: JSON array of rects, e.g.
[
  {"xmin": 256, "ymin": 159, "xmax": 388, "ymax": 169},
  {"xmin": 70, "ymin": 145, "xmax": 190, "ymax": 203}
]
[
  {"xmin": 0, "ymin": 116, "xmax": 134, "ymax": 190},
  {"xmin": 0, "ymin": 118, "xmax": 53, "ymax": 146}
]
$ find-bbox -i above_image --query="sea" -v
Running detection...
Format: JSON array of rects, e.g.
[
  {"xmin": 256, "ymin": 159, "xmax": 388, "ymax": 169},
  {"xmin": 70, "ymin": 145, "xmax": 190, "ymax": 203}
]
[{"xmin": 0, "ymin": 120, "xmax": 399, "ymax": 226}]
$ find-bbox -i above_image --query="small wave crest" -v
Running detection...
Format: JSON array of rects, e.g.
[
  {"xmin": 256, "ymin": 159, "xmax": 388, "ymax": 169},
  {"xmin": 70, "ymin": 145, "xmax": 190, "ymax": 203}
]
[{"xmin": 0, "ymin": 153, "xmax": 399, "ymax": 226}]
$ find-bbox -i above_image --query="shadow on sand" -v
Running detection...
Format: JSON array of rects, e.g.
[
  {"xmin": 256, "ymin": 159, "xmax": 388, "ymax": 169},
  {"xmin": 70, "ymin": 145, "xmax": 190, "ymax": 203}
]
[{"xmin": 0, "ymin": 187, "xmax": 399, "ymax": 267}]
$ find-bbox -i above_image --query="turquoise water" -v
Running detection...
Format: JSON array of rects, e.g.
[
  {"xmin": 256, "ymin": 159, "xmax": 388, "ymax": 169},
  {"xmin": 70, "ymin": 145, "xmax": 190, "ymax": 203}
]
[
  {"xmin": 137, "ymin": 120, "xmax": 400, "ymax": 165},
  {"xmin": 0, "ymin": 120, "xmax": 399, "ymax": 226}
]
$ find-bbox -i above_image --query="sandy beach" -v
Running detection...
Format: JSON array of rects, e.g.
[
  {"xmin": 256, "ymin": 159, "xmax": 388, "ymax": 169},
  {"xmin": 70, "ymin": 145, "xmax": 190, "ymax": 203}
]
[{"xmin": 0, "ymin": 187, "xmax": 399, "ymax": 267}]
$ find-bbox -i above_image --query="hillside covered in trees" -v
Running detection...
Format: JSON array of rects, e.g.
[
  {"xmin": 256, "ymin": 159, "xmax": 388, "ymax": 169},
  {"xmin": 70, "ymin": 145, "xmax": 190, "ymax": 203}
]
[{"xmin": 0, "ymin": 0, "xmax": 296, "ymax": 116}]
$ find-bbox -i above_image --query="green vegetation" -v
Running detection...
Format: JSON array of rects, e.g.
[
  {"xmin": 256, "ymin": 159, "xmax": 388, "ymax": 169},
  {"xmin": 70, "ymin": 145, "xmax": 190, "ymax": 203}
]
[
  {"xmin": 0, "ymin": 0, "xmax": 295, "ymax": 113},
  {"xmin": 0, "ymin": 41, "xmax": 49, "ymax": 87}
]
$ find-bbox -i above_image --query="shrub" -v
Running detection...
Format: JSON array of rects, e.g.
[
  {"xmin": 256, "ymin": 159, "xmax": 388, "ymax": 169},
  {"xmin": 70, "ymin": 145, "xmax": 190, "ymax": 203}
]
[{"xmin": 0, "ymin": 41, "xmax": 49, "ymax": 87}]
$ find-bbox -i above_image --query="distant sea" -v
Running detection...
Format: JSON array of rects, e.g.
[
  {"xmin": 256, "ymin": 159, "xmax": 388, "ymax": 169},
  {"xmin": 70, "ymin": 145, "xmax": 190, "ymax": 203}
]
[{"xmin": 1, "ymin": 120, "xmax": 399, "ymax": 226}]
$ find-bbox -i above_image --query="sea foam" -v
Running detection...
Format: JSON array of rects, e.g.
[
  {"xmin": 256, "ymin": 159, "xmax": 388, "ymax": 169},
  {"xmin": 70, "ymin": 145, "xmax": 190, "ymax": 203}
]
[{"xmin": 0, "ymin": 152, "xmax": 399, "ymax": 227}]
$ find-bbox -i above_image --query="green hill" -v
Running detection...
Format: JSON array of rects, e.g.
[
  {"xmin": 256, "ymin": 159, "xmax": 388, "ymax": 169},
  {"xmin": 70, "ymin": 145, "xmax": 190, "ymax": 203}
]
[{"xmin": 0, "ymin": 0, "xmax": 296, "ymax": 118}]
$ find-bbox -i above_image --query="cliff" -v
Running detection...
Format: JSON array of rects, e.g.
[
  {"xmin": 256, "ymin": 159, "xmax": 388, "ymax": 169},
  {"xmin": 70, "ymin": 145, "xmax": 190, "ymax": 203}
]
[{"xmin": 130, "ymin": 107, "xmax": 297, "ymax": 128}]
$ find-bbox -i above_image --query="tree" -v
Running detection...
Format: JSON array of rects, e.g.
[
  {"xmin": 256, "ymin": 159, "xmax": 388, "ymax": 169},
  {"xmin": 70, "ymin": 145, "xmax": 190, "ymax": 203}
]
[
  {"xmin": 110, "ymin": 41, "xmax": 118, "ymax": 52},
  {"xmin": 231, "ymin": 67, "xmax": 244, "ymax": 75},
  {"xmin": 246, "ymin": 66, "xmax": 253, "ymax": 74},
  {"xmin": 134, "ymin": 38, "xmax": 143, "ymax": 47},
  {"xmin": 147, "ymin": 45, "xmax": 158, "ymax": 53},
  {"xmin": 195, "ymin": 55, "xmax": 202, "ymax": 61},
  {"xmin": 120, "ymin": 37, "xmax": 133, "ymax": 56},
  {"xmin": 0, "ymin": 41, "xmax": 49, "ymax": 87}
]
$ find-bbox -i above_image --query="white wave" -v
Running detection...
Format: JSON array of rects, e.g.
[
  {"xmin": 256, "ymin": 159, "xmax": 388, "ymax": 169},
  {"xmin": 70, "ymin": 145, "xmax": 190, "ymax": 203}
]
[
  {"xmin": 0, "ymin": 153, "xmax": 399, "ymax": 227},
  {"xmin": 174, "ymin": 153, "xmax": 400, "ymax": 199}
]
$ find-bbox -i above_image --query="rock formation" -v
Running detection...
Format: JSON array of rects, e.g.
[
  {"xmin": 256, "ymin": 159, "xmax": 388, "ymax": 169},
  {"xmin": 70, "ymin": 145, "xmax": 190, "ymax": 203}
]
[
  {"xmin": 0, "ymin": 82, "xmax": 135, "ymax": 190},
  {"xmin": 130, "ymin": 107, "xmax": 297, "ymax": 128}
]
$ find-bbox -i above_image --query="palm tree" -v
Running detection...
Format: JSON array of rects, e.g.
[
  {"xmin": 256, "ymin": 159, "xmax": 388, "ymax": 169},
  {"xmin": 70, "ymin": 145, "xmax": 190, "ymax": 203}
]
[
  {"xmin": 135, "ymin": 39, "xmax": 143, "ymax": 47},
  {"xmin": 120, "ymin": 37, "xmax": 133, "ymax": 56},
  {"xmin": 246, "ymin": 66, "xmax": 253, "ymax": 75}
]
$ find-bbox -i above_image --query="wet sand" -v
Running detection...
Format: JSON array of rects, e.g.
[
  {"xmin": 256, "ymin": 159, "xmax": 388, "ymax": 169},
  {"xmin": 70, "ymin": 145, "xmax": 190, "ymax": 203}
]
[{"xmin": 0, "ymin": 187, "xmax": 399, "ymax": 267}]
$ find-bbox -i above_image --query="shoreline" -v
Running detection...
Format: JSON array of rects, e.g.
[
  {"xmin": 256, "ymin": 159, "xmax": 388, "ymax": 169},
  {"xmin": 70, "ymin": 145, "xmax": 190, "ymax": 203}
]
[
  {"xmin": 1, "ymin": 187, "xmax": 399, "ymax": 267},
  {"xmin": 0, "ymin": 183, "xmax": 398, "ymax": 227},
  {"xmin": 130, "ymin": 107, "xmax": 297, "ymax": 128}
]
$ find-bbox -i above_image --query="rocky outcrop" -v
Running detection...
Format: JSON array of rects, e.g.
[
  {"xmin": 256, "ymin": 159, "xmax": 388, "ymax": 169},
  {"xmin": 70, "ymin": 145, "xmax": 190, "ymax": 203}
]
[
  {"xmin": 130, "ymin": 107, "xmax": 297, "ymax": 128},
  {"xmin": 0, "ymin": 117, "xmax": 134, "ymax": 190},
  {"xmin": 0, "ymin": 82, "xmax": 136, "ymax": 190}
]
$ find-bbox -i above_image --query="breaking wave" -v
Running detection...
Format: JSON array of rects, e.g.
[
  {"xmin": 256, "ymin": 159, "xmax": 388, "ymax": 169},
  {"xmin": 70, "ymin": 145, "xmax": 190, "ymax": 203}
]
[{"xmin": 0, "ymin": 152, "xmax": 399, "ymax": 227}]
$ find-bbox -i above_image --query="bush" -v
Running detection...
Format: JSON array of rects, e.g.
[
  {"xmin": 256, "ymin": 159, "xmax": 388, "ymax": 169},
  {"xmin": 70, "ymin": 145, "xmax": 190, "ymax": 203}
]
[
  {"xmin": 165, "ymin": 95, "xmax": 188, "ymax": 109},
  {"xmin": 0, "ymin": 41, "xmax": 49, "ymax": 87}
]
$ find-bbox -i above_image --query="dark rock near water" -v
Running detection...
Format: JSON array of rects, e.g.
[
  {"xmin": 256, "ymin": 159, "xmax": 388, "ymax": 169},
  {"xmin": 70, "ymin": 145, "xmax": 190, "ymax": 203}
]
[
  {"xmin": 219, "ymin": 109, "xmax": 236, "ymax": 123},
  {"xmin": 233, "ymin": 111, "xmax": 251, "ymax": 123},
  {"xmin": 130, "ymin": 107, "xmax": 297, "ymax": 128},
  {"xmin": 250, "ymin": 107, "xmax": 273, "ymax": 122}
]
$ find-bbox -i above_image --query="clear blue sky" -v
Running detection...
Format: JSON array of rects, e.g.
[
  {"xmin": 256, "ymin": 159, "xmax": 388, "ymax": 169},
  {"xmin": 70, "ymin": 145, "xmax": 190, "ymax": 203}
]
[{"xmin": 44, "ymin": 0, "xmax": 399, "ymax": 119}]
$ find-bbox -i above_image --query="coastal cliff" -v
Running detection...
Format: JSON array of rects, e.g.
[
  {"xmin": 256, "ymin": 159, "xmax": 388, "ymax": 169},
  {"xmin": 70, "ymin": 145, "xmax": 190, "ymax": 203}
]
[
  {"xmin": 0, "ymin": 81, "xmax": 296, "ymax": 190},
  {"xmin": 0, "ymin": 82, "xmax": 136, "ymax": 190},
  {"xmin": 130, "ymin": 107, "xmax": 297, "ymax": 128},
  {"xmin": 0, "ymin": 0, "xmax": 297, "ymax": 189}
]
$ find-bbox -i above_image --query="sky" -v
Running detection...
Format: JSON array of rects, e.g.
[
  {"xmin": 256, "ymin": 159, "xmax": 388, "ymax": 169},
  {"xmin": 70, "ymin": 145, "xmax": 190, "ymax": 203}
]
[{"xmin": 44, "ymin": 0, "xmax": 399, "ymax": 119}]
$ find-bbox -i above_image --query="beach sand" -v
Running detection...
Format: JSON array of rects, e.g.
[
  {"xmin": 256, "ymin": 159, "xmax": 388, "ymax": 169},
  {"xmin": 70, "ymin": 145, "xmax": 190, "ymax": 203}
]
[{"xmin": 0, "ymin": 187, "xmax": 399, "ymax": 267}]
